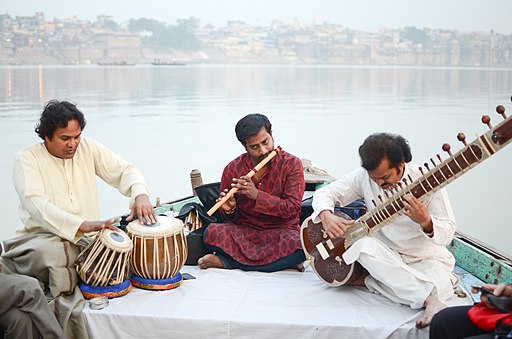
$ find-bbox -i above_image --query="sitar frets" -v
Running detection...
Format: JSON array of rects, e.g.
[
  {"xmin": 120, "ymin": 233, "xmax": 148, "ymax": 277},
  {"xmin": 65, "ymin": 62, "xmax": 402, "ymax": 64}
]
[{"xmin": 341, "ymin": 112, "xmax": 510, "ymax": 248}]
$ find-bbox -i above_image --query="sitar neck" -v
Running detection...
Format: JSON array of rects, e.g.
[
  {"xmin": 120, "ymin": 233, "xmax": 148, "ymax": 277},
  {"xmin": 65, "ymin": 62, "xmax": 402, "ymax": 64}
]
[{"xmin": 344, "ymin": 106, "xmax": 512, "ymax": 248}]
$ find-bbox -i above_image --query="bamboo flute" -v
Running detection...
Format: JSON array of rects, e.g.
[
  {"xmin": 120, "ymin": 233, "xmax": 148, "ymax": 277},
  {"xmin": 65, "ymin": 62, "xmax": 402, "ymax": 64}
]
[{"xmin": 207, "ymin": 146, "xmax": 282, "ymax": 216}]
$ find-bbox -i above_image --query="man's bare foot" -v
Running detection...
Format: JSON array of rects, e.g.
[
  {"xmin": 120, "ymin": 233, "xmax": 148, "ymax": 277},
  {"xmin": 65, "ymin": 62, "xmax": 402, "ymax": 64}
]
[
  {"xmin": 416, "ymin": 294, "xmax": 447, "ymax": 328},
  {"xmin": 197, "ymin": 254, "xmax": 224, "ymax": 269},
  {"xmin": 292, "ymin": 262, "xmax": 305, "ymax": 272}
]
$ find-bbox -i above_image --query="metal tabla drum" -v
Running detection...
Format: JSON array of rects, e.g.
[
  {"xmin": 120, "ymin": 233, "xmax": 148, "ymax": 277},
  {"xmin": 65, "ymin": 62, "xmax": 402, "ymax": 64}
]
[
  {"xmin": 127, "ymin": 215, "xmax": 188, "ymax": 280},
  {"xmin": 75, "ymin": 229, "xmax": 133, "ymax": 286}
]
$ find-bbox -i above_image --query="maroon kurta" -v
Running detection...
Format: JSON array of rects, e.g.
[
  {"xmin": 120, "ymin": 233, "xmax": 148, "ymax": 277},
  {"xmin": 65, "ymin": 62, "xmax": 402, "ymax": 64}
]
[{"xmin": 204, "ymin": 150, "xmax": 305, "ymax": 266}]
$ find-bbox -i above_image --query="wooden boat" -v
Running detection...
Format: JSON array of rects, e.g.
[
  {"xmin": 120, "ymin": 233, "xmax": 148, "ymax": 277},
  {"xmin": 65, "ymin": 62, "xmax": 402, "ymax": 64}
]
[
  {"xmin": 97, "ymin": 61, "xmax": 136, "ymax": 66},
  {"xmin": 82, "ymin": 105, "xmax": 512, "ymax": 338},
  {"xmin": 151, "ymin": 59, "xmax": 186, "ymax": 66},
  {"xmin": 81, "ymin": 166, "xmax": 511, "ymax": 339}
]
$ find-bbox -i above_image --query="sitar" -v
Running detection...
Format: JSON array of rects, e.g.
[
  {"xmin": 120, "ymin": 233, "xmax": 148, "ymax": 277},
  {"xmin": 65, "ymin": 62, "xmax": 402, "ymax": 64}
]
[{"xmin": 301, "ymin": 101, "xmax": 512, "ymax": 286}]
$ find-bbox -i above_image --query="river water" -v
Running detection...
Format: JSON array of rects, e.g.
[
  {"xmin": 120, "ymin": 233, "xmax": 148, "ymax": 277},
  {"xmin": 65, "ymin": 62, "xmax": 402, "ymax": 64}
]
[{"xmin": 0, "ymin": 64, "xmax": 510, "ymax": 257}]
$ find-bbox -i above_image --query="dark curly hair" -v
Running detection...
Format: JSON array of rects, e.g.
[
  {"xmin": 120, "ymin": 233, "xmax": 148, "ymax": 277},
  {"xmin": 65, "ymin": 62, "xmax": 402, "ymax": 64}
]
[
  {"xmin": 235, "ymin": 113, "xmax": 272, "ymax": 146},
  {"xmin": 358, "ymin": 133, "xmax": 412, "ymax": 171},
  {"xmin": 35, "ymin": 100, "xmax": 86, "ymax": 140}
]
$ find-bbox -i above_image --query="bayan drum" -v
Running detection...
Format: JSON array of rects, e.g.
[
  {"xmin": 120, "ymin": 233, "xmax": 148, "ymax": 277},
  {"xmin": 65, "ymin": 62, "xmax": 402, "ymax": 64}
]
[
  {"xmin": 127, "ymin": 215, "xmax": 188, "ymax": 282},
  {"xmin": 75, "ymin": 228, "xmax": 133, "ymax": 287}
]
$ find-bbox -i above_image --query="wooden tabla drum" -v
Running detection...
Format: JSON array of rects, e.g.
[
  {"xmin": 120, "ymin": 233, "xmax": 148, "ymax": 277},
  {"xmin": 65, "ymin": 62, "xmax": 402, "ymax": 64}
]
[
  {"xmin": 127, "ymin": 215, "xmax": 188, "ymax": 280},
  {"xmin": 75, "ymin": 229, "xmax": 133, "ymax": 286}
]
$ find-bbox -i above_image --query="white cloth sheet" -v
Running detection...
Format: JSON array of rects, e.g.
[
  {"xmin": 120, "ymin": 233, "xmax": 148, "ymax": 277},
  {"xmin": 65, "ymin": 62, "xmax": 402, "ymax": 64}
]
[{"xmin": 83, "ymin": 266, "xmax": 471, "ymax": 339}]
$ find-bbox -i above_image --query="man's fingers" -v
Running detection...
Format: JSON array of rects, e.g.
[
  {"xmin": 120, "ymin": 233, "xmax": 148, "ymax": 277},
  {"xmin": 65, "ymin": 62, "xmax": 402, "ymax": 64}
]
[{"xmin": 125, "ymin": 210, "xmax": 136, "ymax": 222}]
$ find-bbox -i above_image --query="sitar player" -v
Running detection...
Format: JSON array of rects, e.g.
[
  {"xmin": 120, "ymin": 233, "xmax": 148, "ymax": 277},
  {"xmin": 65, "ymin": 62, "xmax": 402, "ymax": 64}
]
[{"xmin": 311, "ymin": 132, "xmax": 457, "ymax": 328}]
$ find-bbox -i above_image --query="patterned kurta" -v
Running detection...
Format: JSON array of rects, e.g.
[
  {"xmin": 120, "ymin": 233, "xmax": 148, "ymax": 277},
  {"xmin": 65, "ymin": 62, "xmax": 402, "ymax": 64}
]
[{"xmin": 204, "ymin": 150, "xmax": 305, "ymax": 266}]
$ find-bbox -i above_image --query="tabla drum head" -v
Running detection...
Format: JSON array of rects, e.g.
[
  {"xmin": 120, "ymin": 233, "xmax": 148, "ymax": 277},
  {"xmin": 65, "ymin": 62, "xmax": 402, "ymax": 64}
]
[
  {"xmin": 99, "ymin": 229, "xmax": 133, "ymax": 252},
  {"xmin": 127, "ymin": 215, "xmax": 184, "ymax": 237}
]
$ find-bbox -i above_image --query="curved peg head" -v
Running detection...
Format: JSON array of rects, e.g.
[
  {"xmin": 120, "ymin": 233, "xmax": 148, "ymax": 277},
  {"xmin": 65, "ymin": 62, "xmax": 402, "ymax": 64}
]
[
  {"xmin": 457, "ymin": 132, "xmax": 467, "ymax": 146},
  {"xmin": 442, "ymin": 143, "xmax": 452, "ymax": 156},
  {"xmin": 481, "ymin": 115, "xmax": 492, "ymax": 129},
  {"xmin": 496, "ymin": 105, "xmax": 507, "ymax": 119}
]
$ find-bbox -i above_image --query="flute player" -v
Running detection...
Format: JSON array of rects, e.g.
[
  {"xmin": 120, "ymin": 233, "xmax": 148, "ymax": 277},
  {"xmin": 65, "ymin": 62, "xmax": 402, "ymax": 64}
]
[{"xmin": 198, "ymin": 113, "xmax": 306, "ymax": 272}]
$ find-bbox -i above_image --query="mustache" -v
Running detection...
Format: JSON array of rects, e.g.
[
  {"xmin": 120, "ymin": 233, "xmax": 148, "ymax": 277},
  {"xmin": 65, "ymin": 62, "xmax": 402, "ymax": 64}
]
[
  {"xmin": 381, "ymin": 183, "xmax": 398, "ymax": 190},
  {"xmin": 258, "ymin": 152, "xmax": 271, "ymax": 161}
]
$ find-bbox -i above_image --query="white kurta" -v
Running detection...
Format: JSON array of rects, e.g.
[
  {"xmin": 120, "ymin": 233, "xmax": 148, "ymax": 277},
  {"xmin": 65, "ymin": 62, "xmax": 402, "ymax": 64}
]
[
  {"xmin": 12, "ymin": 137, "xmax": 149, "ymax": 243},
  {"xmin": 311, "ymin": 163, "xmax": 457, "ymax": 309}
]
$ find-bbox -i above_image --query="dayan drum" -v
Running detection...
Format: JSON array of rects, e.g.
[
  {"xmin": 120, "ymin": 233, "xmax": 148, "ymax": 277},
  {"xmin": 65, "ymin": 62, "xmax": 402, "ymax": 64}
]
[
  {"xmin": 127, "ymin": 215, "xmax": 188, "ymax": 280},
  {"xmin": 75, "ymin": 229, "xmax": 133, "ymax": 287}
]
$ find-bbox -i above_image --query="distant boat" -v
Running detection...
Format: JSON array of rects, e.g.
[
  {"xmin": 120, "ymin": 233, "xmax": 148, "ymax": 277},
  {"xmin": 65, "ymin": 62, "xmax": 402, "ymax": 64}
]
[
  {"xmin": 151, "ymin": 59, "xmax": 186, "ymax": 66},
  {"xmin": 97, "ymin": 61, "xmax": 136, "ymax": 66}
]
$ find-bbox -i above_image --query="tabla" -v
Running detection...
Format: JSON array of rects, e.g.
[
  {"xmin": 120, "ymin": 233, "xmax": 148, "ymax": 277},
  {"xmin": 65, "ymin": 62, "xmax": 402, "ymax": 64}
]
[
  {"xmin": 127, "ymin": 215, "xmax": 188, "ymax": 280},
  {"xmin": 75, "ymin": 229, "xmax": 133, "ymax": 286}
]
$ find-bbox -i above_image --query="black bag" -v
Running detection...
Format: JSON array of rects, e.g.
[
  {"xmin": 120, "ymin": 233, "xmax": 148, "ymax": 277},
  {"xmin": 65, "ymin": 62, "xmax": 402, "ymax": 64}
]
[
  {"xmin": 300, "ymin": 196, "xmax": 366, "ymax": 224},
  {"xmin": 194, "ymin": 182, "xmax": 227, "ymax": 223}
]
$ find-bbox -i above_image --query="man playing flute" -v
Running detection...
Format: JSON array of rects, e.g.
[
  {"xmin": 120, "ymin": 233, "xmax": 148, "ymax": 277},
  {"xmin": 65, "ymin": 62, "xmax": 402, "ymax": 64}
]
[{"xmin": 198, "ymin": 113, "xmax": 306, "ymax": 272}]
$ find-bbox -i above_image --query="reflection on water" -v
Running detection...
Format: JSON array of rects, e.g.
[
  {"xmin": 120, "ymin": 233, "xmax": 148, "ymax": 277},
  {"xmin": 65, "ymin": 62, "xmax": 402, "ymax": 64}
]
[{"xmin": 0, "ymin": 64, "xmax": 511, "ymax": 257}]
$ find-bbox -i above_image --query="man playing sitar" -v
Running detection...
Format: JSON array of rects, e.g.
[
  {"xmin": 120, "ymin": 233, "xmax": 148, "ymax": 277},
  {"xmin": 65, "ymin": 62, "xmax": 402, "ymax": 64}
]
[{"xmin": 311, "ymin": 133, "xmax": 457, "ymax": 328}]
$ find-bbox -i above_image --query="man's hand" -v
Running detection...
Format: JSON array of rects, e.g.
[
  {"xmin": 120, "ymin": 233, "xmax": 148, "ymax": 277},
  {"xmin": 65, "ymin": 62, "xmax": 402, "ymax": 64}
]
[
  {"xmin": 472, "ymin": 283, "xmax": 512, "ymax": 309},
  {"xmin": 231, "ymin": 176, "xmax": 258, "ymax": 200},
  {"xmin": 126, "ymin": 194, "xmax": 157, "ymax": 225},
  {"xmin": 79, "ymin": 217, "xmax": 121, "ymax": 233},
  {"xmin": 218, "ymin": 188, "xmax": 237, "ymax": 212},
  {"xmin": 402, "ymin": 194, "xmax": 433, "ymax": 231},
  {"xmin": 319, "ymin": 210, "xmax": 355, "ymax": 239},
  {"xmin": 493, "ymin": 283, "xmax": 512, "ymax": 298}
]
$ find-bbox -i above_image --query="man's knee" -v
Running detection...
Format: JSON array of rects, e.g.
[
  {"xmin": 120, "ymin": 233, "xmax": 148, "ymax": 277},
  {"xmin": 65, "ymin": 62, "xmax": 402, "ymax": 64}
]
[
  {"xmin": 0, "ymin": 308, "xmax": 37, "ymax": 339},
  {"xmin": 21, "ymin": 275, "xmax": 46, "ymax": 300}
]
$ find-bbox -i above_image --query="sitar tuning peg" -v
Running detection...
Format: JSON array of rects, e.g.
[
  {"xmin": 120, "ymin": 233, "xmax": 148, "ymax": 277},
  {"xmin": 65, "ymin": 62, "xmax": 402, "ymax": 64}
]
[
  {"xmin": 442, "ymin": 143, "xmax": 452, "ymax": 156},
  {"xmin": 436, "ymin": 154, "xmax": 443, "ymax": 163},
  {"xmin": 457, "ymin": 133, "xmax": 467, "ymax": 146},
  {"xmin": 481, "ymin": 115, "xmax": 492, "ymax": 129},
  {"xmin": 423, "ymin": 163, "xmax": 431, "ymax": 171},
  {"xmin": 496, "ymin": 105, "xmax": 507, "ymax": 119}
]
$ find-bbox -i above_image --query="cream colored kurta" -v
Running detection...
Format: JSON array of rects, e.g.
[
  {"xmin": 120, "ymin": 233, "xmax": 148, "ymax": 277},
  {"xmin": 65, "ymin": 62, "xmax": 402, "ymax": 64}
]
[
  {"xmin": 311, "ymin": 162, "xmax": 457, "ymax": 308},
  {"xmin": 13, "ymin": 137, "xmax": 149, "ymax": 243}
]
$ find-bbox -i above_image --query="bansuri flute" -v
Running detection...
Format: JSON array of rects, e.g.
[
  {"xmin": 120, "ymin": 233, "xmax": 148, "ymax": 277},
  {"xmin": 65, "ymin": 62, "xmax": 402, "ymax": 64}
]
[{"xmin": 207, "ymin": 146, "xmax": 282, "ymax": 216}]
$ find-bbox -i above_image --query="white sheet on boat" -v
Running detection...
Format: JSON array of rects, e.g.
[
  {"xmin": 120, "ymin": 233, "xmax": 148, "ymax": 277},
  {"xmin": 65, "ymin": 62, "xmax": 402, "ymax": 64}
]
[{"xmin": 82, "ymin": 265, "xmax": 472, "ymax": 339}]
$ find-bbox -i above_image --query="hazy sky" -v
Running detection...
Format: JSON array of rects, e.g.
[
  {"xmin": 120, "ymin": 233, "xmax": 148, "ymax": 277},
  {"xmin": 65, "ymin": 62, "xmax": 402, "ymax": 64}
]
[{"xmin": 2, "ymin": 0, "xmax": 512, "ymax": 34}]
